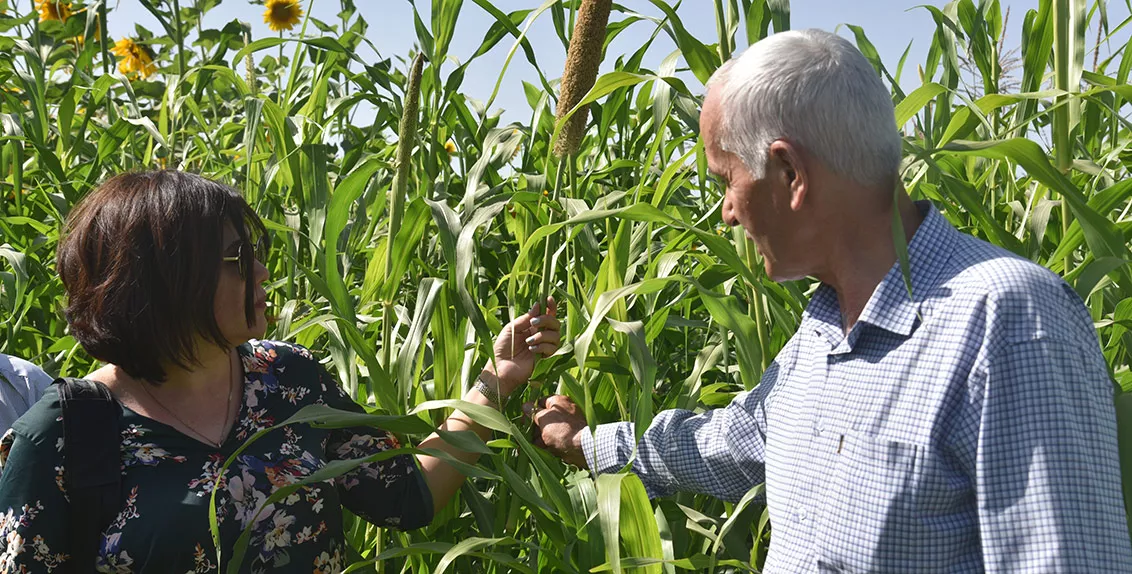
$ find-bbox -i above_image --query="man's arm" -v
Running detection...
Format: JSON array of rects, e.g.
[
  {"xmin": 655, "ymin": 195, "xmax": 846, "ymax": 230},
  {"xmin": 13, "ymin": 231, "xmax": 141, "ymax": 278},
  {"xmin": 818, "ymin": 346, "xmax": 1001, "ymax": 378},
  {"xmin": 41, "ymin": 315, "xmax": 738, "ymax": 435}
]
[
  {"xmin": 976, "ymin": 337, "xmax": 1132, "ymax": 572},
  {"xmin": 0, "ymin": 355, "xmax": 54, "ymax": 432},
  {"xmin": 529, "ymin": 373, "xmax": 775, "ymax": 502},
  {"xmin": 584, "ymin": 394, "xmax": 768, "ymax": 501}
]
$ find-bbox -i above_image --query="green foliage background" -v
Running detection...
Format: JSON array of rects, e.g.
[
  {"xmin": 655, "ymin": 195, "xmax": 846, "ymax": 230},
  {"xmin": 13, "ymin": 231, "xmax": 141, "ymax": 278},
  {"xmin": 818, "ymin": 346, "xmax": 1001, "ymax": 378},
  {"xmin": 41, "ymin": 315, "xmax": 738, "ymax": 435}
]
[{"xmin": 2, "ymin": 0, "xmax": 1132, "ymax": 571}]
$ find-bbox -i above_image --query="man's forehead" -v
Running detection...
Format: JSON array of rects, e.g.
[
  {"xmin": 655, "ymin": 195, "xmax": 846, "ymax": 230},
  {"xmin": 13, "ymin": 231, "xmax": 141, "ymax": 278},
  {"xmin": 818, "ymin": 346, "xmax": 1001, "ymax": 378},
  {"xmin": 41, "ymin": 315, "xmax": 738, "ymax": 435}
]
[
  {"xmin": 699, "ymin": 101, "xmax": 718, "ymax": 141},
  {"xmin": 700, "ymin": 108, "xmax": 725, "ymax": 170}
]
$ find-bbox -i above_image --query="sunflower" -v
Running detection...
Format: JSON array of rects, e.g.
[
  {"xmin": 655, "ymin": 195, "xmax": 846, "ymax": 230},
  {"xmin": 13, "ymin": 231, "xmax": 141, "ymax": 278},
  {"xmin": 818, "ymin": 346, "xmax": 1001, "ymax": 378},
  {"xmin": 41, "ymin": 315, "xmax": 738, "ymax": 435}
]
[
  {"xmin": 35, "ymin": 0, "xmax": 71, "ymax": 22},
  {"xmin": 72, "ymin": 18, "xmax": 99, "ymax": 46},
  {"xmin": 110, "ymin": 38, "xmax": 157, "ymax": 80},
  {"xmin": 263, "ymin": 0, "xmax": 303, "ymax": 33}
]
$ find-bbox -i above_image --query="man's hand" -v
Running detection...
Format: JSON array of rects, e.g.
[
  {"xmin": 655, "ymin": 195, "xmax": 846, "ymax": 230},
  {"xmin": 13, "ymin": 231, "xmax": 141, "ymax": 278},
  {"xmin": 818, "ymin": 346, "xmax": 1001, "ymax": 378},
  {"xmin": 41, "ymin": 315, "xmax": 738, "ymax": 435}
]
[{"xmin": 523, "ymin": 395, "xmax": 589, "ymax": 469}]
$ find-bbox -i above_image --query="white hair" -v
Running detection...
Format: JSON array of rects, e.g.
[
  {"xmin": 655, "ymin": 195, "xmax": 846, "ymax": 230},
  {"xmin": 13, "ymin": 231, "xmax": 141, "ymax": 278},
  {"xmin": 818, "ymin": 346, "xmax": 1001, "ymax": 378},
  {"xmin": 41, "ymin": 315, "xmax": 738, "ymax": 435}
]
[{"xmin": 706, "ymin": 29, "xmax": 901, "ymax": 189}]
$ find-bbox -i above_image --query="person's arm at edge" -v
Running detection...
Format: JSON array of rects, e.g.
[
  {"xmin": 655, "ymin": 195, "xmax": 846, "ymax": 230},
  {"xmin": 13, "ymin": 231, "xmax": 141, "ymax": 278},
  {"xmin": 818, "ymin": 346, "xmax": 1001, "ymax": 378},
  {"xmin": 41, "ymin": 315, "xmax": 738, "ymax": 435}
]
[{"xmin": 975, "ymin": 337, "xmax": 1132, "ymax": 572}]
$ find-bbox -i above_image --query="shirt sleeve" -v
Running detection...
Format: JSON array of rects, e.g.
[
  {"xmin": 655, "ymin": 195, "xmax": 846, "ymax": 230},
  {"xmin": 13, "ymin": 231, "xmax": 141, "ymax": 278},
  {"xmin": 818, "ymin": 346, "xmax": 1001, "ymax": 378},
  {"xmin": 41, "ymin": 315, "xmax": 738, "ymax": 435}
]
[
  {"xmin": 0, "ymin": 427, "xmax": 71, "ymax": 573},
  {"xmin": 582, "ymin": 363, "xmax": 778, "ymax": 502},
  {"xmin": 0, "ymin": 357, "xmax": 55, "ymax": 432},
  {"xmin": 976, "ymin": 338, "xmax": 1132, "ymax": 572},
  {"xmin": 20, "ymin": 364, "xmax": 54, "ymax": 405},
  {"xmin": 318, "ymin": 372, "xmax": 433, "ymax": 531}
]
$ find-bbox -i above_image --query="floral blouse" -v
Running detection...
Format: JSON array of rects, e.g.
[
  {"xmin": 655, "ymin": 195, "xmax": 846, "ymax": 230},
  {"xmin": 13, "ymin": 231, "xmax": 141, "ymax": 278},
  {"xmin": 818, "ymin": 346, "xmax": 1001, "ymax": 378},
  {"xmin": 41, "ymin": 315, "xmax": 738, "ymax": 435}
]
[{"xmin": 0, "ymin": 340, "xmax": 433, "ymax": 573}]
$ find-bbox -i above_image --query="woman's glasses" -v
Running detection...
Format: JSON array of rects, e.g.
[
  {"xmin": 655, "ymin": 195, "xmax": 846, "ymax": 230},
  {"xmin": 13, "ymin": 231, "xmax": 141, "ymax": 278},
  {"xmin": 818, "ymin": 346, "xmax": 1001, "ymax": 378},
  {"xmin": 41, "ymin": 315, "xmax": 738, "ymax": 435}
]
[{"xmin": 221, "ymin": 237, "xmax": 269, "ymax": 279}]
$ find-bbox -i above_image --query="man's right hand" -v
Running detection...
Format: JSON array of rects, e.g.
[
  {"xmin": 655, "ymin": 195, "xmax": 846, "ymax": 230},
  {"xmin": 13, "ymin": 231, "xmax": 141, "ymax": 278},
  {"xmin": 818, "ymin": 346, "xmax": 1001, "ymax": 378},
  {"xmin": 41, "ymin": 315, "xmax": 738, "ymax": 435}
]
[{"xmin": 522, "ymin": 395, "xmax": 589, "ymax": 469}]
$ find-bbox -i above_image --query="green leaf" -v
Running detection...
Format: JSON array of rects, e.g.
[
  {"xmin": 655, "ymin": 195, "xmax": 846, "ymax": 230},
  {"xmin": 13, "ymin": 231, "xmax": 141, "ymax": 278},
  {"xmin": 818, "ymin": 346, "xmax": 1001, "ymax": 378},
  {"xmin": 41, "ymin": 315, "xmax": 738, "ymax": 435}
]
[
  {"xmin": 1115, "ymin": 391, "xmax": 1132, "ymax": 544},
  {"xmin": 647, "ymin": 0, "xmax": 720, "ymax": 84},
  {"xmin": 941, "ymin": 139, "xmax": 1126, "ymax": 260},
  {"xmin": 895, "ymin": 82, "xmax": 947, "ymax": 127},
  {"xmin": 435, "ymin": 537, "xmax": 508, "ymax": 574}
]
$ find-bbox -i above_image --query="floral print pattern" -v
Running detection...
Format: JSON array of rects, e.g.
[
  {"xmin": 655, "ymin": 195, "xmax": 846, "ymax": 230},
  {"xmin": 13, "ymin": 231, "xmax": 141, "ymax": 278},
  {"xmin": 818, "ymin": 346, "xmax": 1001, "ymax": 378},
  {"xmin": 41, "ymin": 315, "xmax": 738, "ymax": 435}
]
[
  {"xmin": 0, "ymin": 340, "xmax": 432, "ymax": 573},
  {"xmin": 0, "ymin": 502, "xmax": 68, "ymax": 573}
]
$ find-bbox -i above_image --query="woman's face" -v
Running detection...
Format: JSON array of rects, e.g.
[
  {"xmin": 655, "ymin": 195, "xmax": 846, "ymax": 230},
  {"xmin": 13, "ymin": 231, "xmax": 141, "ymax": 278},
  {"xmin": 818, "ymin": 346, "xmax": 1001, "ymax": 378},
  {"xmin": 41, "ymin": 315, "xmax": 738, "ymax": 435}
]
[{"xmin": 214, "ymin": 223, "xmax": 269, "ymax": 345}]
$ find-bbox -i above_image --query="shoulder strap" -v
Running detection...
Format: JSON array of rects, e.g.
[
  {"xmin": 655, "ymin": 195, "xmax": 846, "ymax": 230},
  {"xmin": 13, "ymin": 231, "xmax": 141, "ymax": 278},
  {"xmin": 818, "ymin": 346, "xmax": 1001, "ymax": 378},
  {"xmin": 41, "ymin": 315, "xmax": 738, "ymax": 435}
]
[{"xmin": 56, "ymin": 377, "xmax": 122, "ymax": 574}]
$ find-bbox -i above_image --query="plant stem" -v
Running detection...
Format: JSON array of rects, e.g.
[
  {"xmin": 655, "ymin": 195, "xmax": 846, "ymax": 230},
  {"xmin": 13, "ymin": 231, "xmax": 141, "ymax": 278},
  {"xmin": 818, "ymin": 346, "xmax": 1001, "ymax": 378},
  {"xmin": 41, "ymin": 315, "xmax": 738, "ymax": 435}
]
[
  {"xmin": 98, "ymin": 0, "xmax": 110, "ymax": 75},
  {"xmin": 277, "ymin": 32, "xmax": 284, "ymax": 98},
  {"xmin": 539, "ymin": 157, "xmax": 569, "ymax": 309},
  {"xmin": 714, "ymin": 0, "xmax": 732, "ymax": 61},
  {"xmin": 381, "ymin": 53, "xmax": 425, "ymax": 370},
  {"xmin": 171, "ymin": 0, "xmax": 186, "ymax": 159},
  {"xmin": 1052, "ymin": 0, "xmax": 1083, "ymax": 275}
]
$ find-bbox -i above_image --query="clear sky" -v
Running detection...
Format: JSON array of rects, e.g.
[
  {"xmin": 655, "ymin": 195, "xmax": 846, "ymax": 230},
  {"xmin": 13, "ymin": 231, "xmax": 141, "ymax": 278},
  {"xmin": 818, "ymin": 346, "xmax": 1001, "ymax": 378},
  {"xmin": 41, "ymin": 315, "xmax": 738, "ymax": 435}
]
[{"xmin": 100, "ymin": 0, "xmax": 1131, "ymax": 123}]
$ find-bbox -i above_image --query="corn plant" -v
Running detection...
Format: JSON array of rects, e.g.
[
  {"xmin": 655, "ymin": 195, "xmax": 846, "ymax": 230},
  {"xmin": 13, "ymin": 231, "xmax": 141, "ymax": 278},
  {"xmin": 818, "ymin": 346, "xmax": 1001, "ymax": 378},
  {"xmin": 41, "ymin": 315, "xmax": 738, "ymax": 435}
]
[{"xmin": 2, "ymin": 0, "xmax": 1132, "ymax": 571}]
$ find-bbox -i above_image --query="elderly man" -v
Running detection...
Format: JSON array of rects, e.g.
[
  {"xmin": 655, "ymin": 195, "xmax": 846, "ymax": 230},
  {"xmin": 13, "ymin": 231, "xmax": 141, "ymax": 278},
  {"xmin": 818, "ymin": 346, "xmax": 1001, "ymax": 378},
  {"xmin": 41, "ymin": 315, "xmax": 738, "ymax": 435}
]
[
  {"xmin": 526, "ymin": 29, "xmax": 1132, "ymax": 572},
  {"xmin": 0, "ymin": 354, "xmax": 53, "ymax": 432}
]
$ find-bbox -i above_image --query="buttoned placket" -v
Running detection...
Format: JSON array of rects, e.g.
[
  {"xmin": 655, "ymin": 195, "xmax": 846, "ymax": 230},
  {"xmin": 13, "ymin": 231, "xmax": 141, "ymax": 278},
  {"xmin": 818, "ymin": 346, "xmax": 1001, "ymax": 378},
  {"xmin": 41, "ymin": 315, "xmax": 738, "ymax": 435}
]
[{"xmin": 795, "ymin": 326, "xmax": 841, "ymax": 529}]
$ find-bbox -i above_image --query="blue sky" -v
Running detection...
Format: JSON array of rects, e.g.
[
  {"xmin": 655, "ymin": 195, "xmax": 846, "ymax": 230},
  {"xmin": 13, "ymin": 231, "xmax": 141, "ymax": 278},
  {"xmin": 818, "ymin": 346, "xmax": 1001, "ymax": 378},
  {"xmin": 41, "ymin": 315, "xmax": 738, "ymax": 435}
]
[{"xmin": 102, "ymin": 0, "xmax": 1131, "ymax": 123}]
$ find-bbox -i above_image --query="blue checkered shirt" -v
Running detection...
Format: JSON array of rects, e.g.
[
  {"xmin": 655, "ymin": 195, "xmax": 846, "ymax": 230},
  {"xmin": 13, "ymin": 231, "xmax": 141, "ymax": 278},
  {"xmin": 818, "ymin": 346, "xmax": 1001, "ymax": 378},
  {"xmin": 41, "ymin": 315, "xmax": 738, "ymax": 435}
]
[{"xmin": 581, "ymin": 202, "xmax": 1132, "ymax": 572}]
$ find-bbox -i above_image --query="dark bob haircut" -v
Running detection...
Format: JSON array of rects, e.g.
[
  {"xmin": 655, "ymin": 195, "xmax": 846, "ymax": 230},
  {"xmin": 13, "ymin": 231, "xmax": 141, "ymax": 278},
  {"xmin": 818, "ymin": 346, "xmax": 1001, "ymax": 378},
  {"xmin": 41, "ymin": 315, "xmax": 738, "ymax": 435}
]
[{"xmin": 57, "ymin": 170, "xmax": 267, "ymax": 382}]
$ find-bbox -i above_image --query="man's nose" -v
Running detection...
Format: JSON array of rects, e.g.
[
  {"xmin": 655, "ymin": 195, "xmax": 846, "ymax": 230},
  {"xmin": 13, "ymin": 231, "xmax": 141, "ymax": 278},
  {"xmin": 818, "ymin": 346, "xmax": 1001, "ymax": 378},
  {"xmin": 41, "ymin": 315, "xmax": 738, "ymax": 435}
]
[{"xmin": 721, "ymin": 196, "xmax": 738, "ymax": 227}]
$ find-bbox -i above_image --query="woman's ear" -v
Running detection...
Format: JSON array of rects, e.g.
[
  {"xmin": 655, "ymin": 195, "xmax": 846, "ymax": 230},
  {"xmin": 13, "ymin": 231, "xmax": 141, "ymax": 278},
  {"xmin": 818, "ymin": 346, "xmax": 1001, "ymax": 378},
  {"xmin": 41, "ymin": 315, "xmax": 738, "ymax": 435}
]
[{"xmin": 768, "ymin": 140, "xmax": 807, "ymax": 212}]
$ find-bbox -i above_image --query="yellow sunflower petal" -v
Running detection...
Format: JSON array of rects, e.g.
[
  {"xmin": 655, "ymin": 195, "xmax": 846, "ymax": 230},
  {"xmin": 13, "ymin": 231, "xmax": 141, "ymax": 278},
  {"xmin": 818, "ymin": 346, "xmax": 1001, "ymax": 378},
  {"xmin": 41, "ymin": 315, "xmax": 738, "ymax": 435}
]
[
  {"xmin": 263, "ymin": 0, "xmax": 303, "ymax": 33},
  {"xmin": 35, "ymin": 0, "xmax": 71, "ymax": 22},
  {"xmin": 110, "ymin": 38, "xmax": 134, "ymax": 58}
]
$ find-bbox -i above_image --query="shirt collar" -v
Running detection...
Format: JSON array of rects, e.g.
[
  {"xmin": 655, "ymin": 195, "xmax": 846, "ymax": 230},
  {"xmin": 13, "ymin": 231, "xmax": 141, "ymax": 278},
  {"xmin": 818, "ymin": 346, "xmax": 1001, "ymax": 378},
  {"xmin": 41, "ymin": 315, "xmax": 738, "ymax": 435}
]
[{"xmin": 805, "ymin": 201, "xmax": 957, "ymax": 341}]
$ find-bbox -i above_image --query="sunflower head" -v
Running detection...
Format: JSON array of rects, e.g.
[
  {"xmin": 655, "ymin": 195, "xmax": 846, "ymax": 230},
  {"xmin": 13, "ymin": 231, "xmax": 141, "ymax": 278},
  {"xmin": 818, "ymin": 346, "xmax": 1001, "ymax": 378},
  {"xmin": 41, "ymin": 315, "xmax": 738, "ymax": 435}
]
[
  {"xmin": 111, "ymin": 37, "xmax": 157, "ymax": 80},
  {"xmin": 264, "ymin": 0, "xmax": 303, "ymax": 33},
  {"xmin": 73, "ymin": 21, "xmax": 98, "ymax": 46},
  {"xmin": 35, "ymin": 0, "xmax": 71, "ymax": 22}
]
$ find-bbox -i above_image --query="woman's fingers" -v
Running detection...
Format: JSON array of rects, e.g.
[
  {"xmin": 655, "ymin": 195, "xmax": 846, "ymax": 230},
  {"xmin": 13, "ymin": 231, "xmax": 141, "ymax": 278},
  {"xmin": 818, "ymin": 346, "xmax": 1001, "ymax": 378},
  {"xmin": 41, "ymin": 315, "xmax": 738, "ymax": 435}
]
[
  {"xmin": 529, "ymin": 296, "xmax": 559, "ymax": 318},
  {"xmin": 523, "ymin": 330, "xmax": 561, "ymax": 355},
  {"xmin": 517, "ymin": 299, "xmax": 560, "ymax": 332},
  {"xmin": 528, "ymin": 312, "xmax": 560, "ymax": 332}
]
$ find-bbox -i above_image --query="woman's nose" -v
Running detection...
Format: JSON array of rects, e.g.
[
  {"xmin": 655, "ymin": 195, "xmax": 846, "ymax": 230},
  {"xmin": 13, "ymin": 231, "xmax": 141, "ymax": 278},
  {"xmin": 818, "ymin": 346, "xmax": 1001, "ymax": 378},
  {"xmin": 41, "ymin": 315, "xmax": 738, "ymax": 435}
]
[{"xmin": 254, "ymin": 259, "xmax": 270, "ymax": 283}]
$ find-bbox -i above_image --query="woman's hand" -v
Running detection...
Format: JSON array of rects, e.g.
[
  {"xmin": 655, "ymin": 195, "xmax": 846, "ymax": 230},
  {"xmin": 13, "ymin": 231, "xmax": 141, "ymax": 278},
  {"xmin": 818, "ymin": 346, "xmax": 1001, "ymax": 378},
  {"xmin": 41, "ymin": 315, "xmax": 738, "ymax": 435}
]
[{"xmin": 486, "ymin": 298, "xmax": 560, "ymax": 397}]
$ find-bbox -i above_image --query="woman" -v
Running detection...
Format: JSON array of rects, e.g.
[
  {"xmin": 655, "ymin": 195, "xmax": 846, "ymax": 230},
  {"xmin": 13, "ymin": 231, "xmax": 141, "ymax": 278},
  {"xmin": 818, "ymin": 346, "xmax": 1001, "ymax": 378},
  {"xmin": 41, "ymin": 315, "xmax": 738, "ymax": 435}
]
[{"xmin": 0, "ymin": 170, "xmax": 559, "ymax": 573}]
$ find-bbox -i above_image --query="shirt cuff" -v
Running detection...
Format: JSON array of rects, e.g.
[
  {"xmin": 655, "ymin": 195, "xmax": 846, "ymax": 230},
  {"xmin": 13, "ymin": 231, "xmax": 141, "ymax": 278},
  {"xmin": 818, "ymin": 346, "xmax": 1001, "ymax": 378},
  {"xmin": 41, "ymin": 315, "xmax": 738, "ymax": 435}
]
[{"xmin": 580, "ymin": 421, "xmax": 635, "ymax": 475}]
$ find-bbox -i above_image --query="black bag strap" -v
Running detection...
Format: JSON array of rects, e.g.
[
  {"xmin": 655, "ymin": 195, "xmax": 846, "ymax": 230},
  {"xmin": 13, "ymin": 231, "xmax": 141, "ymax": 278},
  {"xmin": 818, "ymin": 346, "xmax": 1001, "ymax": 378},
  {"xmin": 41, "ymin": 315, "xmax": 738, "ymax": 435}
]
[{"xmin": 56, "ymin": 377, "xmax": 122, "ymax": 574}]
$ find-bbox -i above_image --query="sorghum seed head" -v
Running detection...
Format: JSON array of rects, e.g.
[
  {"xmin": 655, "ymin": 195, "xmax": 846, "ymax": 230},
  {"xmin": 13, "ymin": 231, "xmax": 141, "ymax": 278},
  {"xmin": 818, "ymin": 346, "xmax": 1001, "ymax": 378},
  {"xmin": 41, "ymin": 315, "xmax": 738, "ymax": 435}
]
[{"xmin": 553, "ymin": 0, "xmax": 612, "ymax": 158}]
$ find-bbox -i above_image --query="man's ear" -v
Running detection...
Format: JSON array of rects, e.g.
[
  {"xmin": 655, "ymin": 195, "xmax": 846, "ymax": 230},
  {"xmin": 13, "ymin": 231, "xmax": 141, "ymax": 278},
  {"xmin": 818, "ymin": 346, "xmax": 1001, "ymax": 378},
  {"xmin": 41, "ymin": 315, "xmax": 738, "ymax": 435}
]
[{"xmin": 768, "ymin": 140, "xmax": 807, "ymax": 212}]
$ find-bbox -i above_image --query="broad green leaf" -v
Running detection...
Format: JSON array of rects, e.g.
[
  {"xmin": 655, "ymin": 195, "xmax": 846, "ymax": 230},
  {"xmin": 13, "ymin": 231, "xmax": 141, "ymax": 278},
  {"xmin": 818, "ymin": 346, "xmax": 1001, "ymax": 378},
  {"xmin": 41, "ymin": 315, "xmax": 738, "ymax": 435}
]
[
  {"xmin": 895, "ymin": 82, "xmax": 947, "ymax": 127},
  {"xmin": 942, "ymin": 139, "xmax": 1126, "ymax": 259}
]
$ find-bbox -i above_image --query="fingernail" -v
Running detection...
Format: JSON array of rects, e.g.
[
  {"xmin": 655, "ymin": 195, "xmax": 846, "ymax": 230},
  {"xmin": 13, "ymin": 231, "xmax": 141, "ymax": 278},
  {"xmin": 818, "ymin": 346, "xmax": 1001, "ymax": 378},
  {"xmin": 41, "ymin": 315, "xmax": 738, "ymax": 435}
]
[
  {"xmin": 522, "ymin": 403, "xmax": 534, "ymax": 416},
  {"xmin": 525, "ymin": 335, "xmax": 536, "ymax": 345},
  {"xmin": 531, "ymin": 317, "xmax": 542, "ymax": 326},
  {"xmin": 528, "ymin": 345, "xmax": 538, "ymax": 352}
]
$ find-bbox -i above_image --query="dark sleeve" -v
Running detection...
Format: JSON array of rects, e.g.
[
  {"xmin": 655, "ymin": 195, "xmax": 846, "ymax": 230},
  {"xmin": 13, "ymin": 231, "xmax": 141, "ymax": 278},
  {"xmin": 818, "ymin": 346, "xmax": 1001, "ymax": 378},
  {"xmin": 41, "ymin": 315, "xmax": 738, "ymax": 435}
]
[
  {"xmin": 0, "ymin": 389, "xmax": 72, "ymax": 573},
  {"xmin": 289, "ymin": 350, "xmax": 433, "ymax": 531}
]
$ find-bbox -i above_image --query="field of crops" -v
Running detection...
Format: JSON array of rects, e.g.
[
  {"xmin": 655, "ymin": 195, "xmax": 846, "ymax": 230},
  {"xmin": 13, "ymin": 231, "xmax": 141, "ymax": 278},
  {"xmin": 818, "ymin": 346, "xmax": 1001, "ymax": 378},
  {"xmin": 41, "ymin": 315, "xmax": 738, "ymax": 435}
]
[{"xmin": 2, "ymin": 0, "xmax": 1132, "ymax": 571}]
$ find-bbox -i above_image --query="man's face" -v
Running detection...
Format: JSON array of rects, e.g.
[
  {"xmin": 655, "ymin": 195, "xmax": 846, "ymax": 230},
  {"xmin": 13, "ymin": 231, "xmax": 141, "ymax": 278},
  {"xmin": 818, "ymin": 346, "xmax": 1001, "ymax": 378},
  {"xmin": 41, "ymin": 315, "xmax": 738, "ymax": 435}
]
[{"xmin": 701, "ymin": 92, "xmax": 810, "ymax": 281}]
